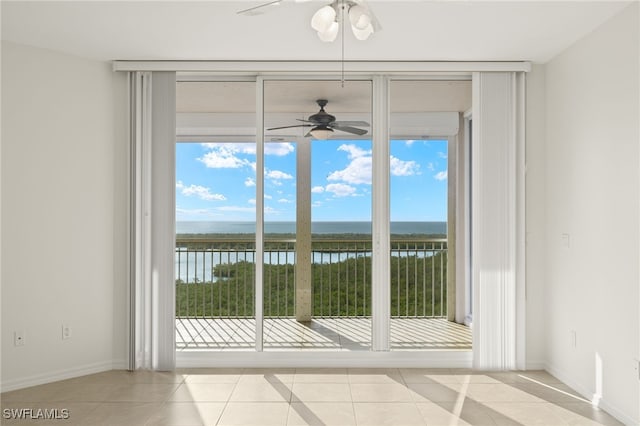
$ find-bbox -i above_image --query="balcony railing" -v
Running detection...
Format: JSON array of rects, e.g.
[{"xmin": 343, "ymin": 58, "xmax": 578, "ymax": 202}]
[{"xmin": 175, "ymin": 237, "xmax": 447, "ymax": 319}]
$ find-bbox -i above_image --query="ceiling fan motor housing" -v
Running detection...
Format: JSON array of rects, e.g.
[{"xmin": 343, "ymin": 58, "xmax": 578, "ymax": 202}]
[{"xmin": 308, "ymin": 99, "xmax": 335, "ymax": 124}]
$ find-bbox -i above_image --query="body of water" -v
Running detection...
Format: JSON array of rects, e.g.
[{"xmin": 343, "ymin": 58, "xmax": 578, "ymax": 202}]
[
  {"xmin": 176, "ymin": 221, "xmax": 446, "ymax": 235},
  {"xmin": 175, "ymin": 221, "xmax": 446, "ymax": 283}
]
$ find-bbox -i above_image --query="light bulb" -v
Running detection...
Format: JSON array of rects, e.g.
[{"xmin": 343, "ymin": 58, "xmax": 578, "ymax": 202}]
[
  {"xmin": 317, "ymin": 21, "xmax": 339, "ymax": 42},
  {"xmin": 351, "ymin": 22, "xmax": 373, "ymax": 40},
  {"xmin": 309, "ymin": 126, "xmax": 333, "ymax": 140},
  {"xmin": 311, "ymin": 5, "xmax": 336, "ymax": 33},
  {"xmin": 348, "ymin": 5, "xmax": 371, "ymax": 30}
]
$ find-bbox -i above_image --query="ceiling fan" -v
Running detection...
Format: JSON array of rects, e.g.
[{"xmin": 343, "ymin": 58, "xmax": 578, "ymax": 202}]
[{"xmin": 267, "ymin": 99, "xmax": 369, "ymax": 139}]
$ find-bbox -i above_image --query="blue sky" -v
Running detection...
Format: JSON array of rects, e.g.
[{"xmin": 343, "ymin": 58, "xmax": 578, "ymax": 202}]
[{"xmin": 176, "ymin": 139, "xmax": 448, "ymax": 222}]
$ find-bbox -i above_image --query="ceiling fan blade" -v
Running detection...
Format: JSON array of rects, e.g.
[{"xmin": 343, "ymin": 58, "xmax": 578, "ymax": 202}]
[
  {"xmin": 331, "ymin": 125, "xmax": 368, "ymax": 136},
  {"xmin": 296, "ymin": 118, "xmax": 316, "ymax": 124},
  {"xmin": 332, "ymin": 121, "xmax": 370, "ymax": 127},
  {"xmin": 266, "ymin": 124, "xmax": 313, "ymax": 130},
  {"xmin": 237, "ymin": 0, "xmax": 282, "ymax": 16}
]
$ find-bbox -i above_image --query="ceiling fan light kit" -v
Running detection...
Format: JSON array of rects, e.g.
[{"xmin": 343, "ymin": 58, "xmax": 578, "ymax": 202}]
[
  {"xmin": 318, "ymin": 21, "xmax": 340, "ymax": 42},
  {"xmin": 312, "ymin": 0, "xmax": 377, "ymax": 42},
  {"xmin": 309, "ymin": 125, "xmax": 334, "ymax": 140},
  {"xmin": 311, "ymin": 4, "xmax": 336, "ymax": 32},
  {"xmin": 238, "ymin": 0, "xmax": 379, "ymax": 42}
]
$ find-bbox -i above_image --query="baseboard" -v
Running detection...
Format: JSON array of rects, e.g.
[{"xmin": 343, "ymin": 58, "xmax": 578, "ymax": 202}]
[
  {"xmin": 112, "ymin": 359, "xmax": 128, "ymax": 370},
  {"xmin": 545, "ymin": 362, "xmax": 638, "ymax": 426},
  {"xmin": 177, "ymin": 350, "xmax": 473, "ymax": 369},
  {"xmin": 525, "ymin": 360, "xmax": 546, "ymax": 370},
  {"xmin": 1, "ymin": 360, "xmax": 124, "ymax": 393}
]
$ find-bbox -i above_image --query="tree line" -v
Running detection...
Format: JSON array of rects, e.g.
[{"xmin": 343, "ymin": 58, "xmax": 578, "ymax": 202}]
[{"xmin": 176, "ymin": 252, "xmax": 447, "ymax": 318}]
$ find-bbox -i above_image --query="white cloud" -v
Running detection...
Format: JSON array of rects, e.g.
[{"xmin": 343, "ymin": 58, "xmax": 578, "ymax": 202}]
[
  {"xmin": 264, "ymin": 194, "xmax": 273, "ymax": 199},
  {"xmin": 248, "ymin": 199, "xmax": 256, "ymax": 205},
  {"xmin": 311, "ymin": 186, "xmax": 325, "ymax": 193},
  {"xmin": 405, "ymin": 140, "xmax": 416, "ymax": 146},
  {"xmin": 278, "ymin": 198, "xmax": 292, "ymax": 203},
  {"xmin": 266, "ymin": 169, "xmax": 293, "ymax": 180},
  {"xmin": 438, "ymin": 151, "xmax": 448, "ymax": 159},
  {"xmin": 201, "ymin": 142, "xmax": 294, "ymax": 157},
  {"xmin": 265, "ymin": 142, "xmax": 295, "ymax": 156},
  {"xmin": 325, "ymin": 183, "xmax": 357, "ymax": 197},
  {"xmin": 198, "ymin": 143, "xmax": 258, "ymax": 169},
  {"xmin": 328, "ymin": 145, "xmax": 419, "ymax": 185},
  {"xmin": 338, "ymin": 144, "xmax": 371, "ymax": 159},
  {"xmin": 434, "ymin": 171, "xmax": 448, "ymax": 181},
  {"xmin": 390, "ymin": 156, "xmax": 420, "ymax": 176},
  {"xmin": 312, "ymin": 201, "xmax": 323, "ymax": 207},
  {"xmin": 244, "ymin": 177, "xmax": 256, "ymax": 187},
  {"xmin": 199, "ymin": 150, "xmax": 250, "ymax": 169},
  {"xmin": 201, "ymin": 142, "xmax": 255, "ymax": 154},
  {"xmin": 179, "ymin": 183, "xmax": 226, "ymax": 201},
  {"xmin": 427, "ymin": 162, "xmax": 435, "ymax": 171},
  {"xmin": 328, "ymin": 156, "xmax": 372, "ymax": 185}
]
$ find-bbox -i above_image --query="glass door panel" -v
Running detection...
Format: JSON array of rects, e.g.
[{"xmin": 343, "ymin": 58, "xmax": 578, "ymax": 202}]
[
  {"xmin": 389, "ymin": 80, "xmax": 472, "ymax": 351},
  {"xmin": 263, "ymin": 79, "xmax": 372, "ymax": 350},
  {"xmin": 175, "ymin": 81, "xmax": 256, "ymax": 351},
  {"xmin": 262, "ymin": 140, "xmax": 298, "ymax": 348}
]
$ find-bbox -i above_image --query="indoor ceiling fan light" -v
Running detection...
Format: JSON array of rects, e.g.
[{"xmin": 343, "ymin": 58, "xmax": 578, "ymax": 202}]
[
  {"xmin": 309, "ymin": 126, "xmax": 334, "ymax": 140},
  {"xmin": 311, "ymin": 4, "xmax": 336, "ymax": 33},
  {"xmin": 348, "ymin": 5, "xmax": 371, "ymax": 30},
  {"xmin": 351, "ymin": 22, "xmax": 374, "ymax": 40},
  {"xmin": 317, "ymin": 21, "xmax": 339, "ymax": 42}
]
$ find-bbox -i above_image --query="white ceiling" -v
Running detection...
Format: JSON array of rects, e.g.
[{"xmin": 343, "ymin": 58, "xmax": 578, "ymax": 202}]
[
  {"xmin": 175, "ymin": 80, "xmax": 470, "ymax": 139},
  {"xmin": 177, "ymin": 80, "xmax": 472, "ymax": 113},
  {"xmin": 1, "ymin": 1, "xmax": 632, "ymax": 63}
]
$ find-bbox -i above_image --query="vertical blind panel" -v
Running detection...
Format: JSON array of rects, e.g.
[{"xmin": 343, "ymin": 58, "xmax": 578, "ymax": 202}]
[
  {"xmin": 131, "ymin": 71, "xmax": 177, "ymax": 370},
  {"xmin": 471, "ymin": 72, "xmax": 523, "ymax": 370}
]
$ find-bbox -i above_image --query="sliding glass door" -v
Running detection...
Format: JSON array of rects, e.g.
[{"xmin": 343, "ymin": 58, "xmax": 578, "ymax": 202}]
[{"xmin": 172, "ymin": 75, "xmax": 472, "ymax": 354}]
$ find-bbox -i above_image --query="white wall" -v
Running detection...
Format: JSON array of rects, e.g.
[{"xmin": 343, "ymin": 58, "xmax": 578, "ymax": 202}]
[
  {"xmin": 1, "ymin": 41, "xmax": 129, "ymax": 390},
  {"xmin": 541, "ymin": 3, "xmax": 639, "ymax": 423},
  {"xmin": 525, "ymin": 63, "xmax": 547, "ymax": 369}
]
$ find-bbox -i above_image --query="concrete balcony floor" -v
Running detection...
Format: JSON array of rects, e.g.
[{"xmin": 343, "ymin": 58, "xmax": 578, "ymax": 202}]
[{"xmin": 176, "ymin": 317, "xmax": 471, "ymax": 351}]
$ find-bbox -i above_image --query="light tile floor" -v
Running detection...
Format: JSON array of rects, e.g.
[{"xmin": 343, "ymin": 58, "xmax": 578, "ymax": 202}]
[
  {"xmin": 176, "ymin": 318, "xmax": 472, "ymax": 351},
  {"xmin": 1, "ymin": 369, "xmax": 623, "ymax": 425}
]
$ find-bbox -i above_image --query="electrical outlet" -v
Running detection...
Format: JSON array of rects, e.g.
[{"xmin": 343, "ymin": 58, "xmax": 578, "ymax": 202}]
[
  {"xmin": 62, "ymin": 324, "xmax": 71, "ymax": 340},
  {"xmin": 14, "ymin": 331, "xmax": 25, "ymax": 346}
]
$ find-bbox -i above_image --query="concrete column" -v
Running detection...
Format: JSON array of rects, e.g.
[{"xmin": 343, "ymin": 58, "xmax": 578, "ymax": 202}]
[
  {"xmin": 295, "ymin": 139, "xmax": 312, "ymax": 322},
  {"xmin": 447, "ymin": 133, "xmax": 458, "ymax": 322}
]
